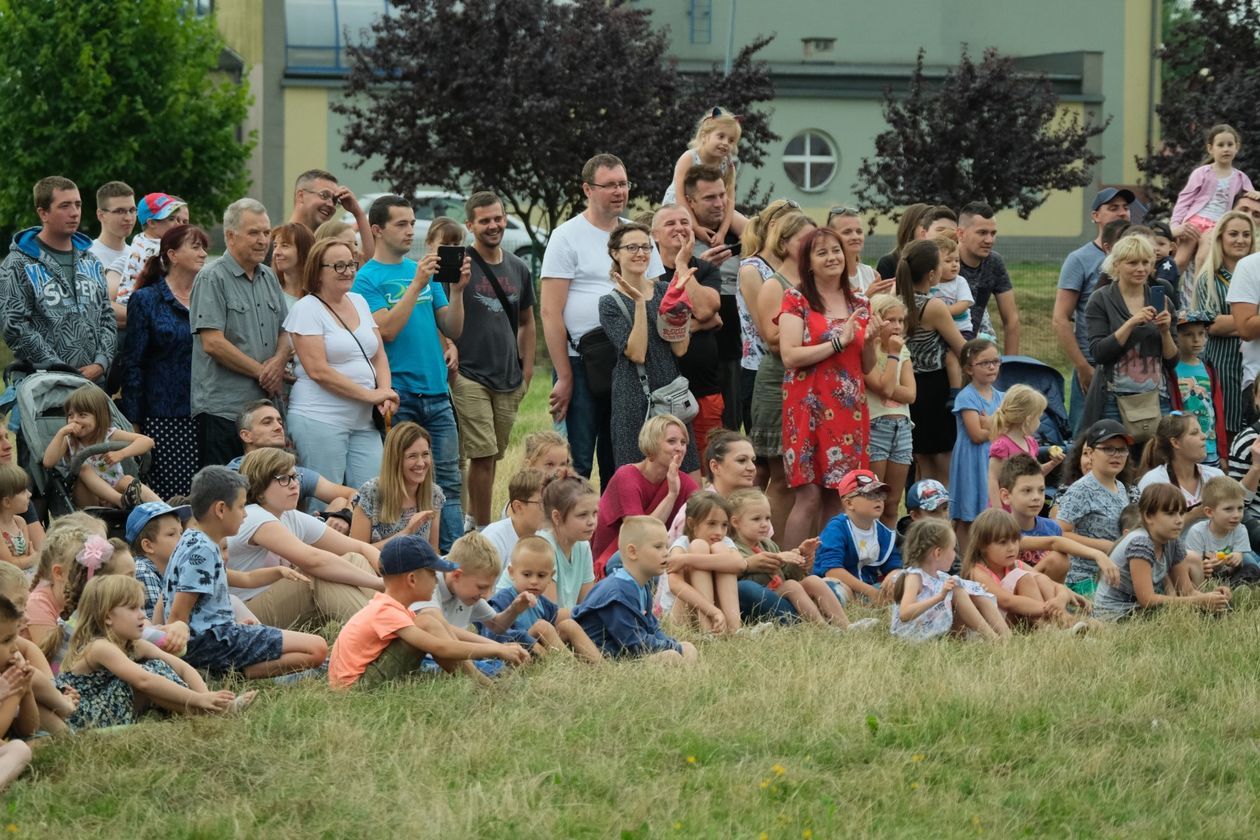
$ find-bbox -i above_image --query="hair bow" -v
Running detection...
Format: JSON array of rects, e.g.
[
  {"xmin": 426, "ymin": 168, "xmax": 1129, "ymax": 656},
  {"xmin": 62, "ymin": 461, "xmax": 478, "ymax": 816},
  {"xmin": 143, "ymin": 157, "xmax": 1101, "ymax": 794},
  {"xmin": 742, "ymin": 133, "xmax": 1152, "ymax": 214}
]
[{"xmin": 75, "ymin": 535, "xmax": 114, "ymax": 580}]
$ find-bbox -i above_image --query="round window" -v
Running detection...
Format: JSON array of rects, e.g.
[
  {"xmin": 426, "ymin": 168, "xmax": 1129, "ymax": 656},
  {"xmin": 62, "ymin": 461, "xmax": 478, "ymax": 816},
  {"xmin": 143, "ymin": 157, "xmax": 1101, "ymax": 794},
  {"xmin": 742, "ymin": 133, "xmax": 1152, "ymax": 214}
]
[{"xmin": 782, "ymin": 130, "xmax": 838, "ymax": 193}]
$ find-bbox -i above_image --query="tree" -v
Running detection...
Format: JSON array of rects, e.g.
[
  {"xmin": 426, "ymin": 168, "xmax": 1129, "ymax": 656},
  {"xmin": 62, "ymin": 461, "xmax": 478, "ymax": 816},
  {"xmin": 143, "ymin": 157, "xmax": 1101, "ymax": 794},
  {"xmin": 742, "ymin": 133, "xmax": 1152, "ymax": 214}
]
[
  {"xmin": 0, "ymin": 0, "xmax": 252, "ymax": 233},
  {"xmin": 336, "ymin": 0, "xmax": 776, "ymax": 247},
  {"xmin": 854, "ymin": 47, "xmax": 1108, "ymax": 226},
  {"xmin": 1137, "ymin": 0, "xmax": 1260, "ymax": 214}
]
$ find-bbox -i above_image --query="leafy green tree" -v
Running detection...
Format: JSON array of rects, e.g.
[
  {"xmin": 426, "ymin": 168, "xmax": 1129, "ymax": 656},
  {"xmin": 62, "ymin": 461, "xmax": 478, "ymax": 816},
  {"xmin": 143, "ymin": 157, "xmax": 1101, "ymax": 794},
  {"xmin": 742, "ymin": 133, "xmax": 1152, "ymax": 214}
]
[
  {"xmin": 0, "ymin": 0, "xmax": 252, "ymax": 233},
  {"xmin": 855, "ymin": 47, "xmax": 1108, "ymax": 226},
  {"xmin": 336, "ymin": 0, "xmax": 776, "ymax": 247}
]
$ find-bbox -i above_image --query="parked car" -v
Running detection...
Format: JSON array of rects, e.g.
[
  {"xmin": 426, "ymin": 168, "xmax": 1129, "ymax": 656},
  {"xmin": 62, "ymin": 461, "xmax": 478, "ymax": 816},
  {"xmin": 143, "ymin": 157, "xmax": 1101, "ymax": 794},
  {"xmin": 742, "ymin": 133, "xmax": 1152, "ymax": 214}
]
[{"xmin": 346, "ymin": 190, "xmax": 547, "ymax": 263}]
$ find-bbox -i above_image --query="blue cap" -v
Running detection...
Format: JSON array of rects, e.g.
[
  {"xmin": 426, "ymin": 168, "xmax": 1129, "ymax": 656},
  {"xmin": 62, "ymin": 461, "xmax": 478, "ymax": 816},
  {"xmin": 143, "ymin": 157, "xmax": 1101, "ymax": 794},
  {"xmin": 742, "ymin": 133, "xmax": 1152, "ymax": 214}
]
[
  {"xmin": 380, "ymin": 534, "xmax": 457, "ymax": 576},
  {"xmin": 1092, "ymin": 187, "xmax": 1136, "ymax": 212},
  {"xmin": 906, "ymin": 480, "xmax": 949, "ymax": 512},
  {"xmin": 125, "ymin": 501, "xmax": 192, "ymax": 545}
]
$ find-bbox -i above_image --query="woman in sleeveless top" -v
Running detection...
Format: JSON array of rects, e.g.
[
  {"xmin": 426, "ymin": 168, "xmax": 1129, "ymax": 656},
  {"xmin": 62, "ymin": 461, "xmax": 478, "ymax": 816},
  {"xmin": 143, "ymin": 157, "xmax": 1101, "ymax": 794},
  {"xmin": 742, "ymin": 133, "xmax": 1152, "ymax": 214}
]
[
  {"xmin": 749, "ymin": 212, "xmax": 817, "ymax": 540},
  {"xmin": 897, "ymin": 240, "xmax": 967, "ymax": 486}
]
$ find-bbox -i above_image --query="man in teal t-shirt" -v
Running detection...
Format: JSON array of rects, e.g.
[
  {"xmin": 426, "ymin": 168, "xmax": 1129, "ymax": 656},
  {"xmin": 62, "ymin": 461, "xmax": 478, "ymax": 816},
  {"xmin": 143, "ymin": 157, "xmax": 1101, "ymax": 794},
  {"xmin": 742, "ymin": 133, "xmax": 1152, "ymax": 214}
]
[{"xmin": 353, "ymin": 194, "xmax": 470, "ymax": 550}]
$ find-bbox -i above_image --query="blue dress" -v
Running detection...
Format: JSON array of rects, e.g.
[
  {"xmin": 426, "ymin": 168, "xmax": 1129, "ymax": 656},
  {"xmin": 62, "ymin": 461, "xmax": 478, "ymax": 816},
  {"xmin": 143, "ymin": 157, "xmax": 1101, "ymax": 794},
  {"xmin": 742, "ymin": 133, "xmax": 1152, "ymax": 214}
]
[{"xmin": 948, "ymin": 384, "xmax": 1004, "ymax": 521}]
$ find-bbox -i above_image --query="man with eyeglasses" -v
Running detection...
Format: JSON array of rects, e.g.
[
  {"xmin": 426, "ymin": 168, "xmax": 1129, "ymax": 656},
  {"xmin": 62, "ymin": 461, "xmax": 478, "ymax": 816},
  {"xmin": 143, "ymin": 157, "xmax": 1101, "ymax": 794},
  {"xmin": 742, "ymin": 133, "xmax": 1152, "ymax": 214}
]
[
  {"xmin": 288, "ymin": 169, "xmax": 374, "ymax": 263},
  {"xmin": 540, "ymin": 153, "xmax": 663, "ymax": 483},
  {"xmin": 89, "ymin": 180, "xmax": 136, "ymax": 271},
  {"xmin": 105, "ymin": 191, "xmax": 189, "ymax": 326},
  {"xmin": 190, "ymin": 198, "xmax": 290, "ymax": 467},
  {"xmin": 0, "ymin": 175, "xmax": 115, "ymax": 387}
]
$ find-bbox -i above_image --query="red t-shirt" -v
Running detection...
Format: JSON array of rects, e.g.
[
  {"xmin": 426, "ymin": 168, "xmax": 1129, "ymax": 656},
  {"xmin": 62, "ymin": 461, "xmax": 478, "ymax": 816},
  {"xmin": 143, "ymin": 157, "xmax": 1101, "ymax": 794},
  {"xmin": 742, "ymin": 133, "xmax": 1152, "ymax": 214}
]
[{"xmin": 592, "ymin": 464, "xmax": 699, "ymax": 574}]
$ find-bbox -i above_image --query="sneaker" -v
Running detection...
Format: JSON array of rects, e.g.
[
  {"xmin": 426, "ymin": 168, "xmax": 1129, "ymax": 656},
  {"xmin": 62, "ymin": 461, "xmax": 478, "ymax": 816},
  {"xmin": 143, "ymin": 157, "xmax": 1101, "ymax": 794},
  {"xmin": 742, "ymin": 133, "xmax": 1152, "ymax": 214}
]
[
  {"xmin": 463, "ymin": 514, "xmax": 478, "ymax": 535},
  {"xmin": 847, "ymin": 617, "xmax": 880, "ymax": 632},
  {"xmin": 272, "ymin": 661, "xmax": 328, "ymax": 686},
  {"xmin": 1068, "ymin": 620, "xmax": 1089, "ymax": 637}
]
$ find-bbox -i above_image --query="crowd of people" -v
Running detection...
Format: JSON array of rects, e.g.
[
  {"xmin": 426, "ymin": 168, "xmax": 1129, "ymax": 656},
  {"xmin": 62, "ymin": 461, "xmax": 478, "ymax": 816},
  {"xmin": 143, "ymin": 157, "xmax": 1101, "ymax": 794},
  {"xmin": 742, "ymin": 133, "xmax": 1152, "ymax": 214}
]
[{"xmin": 0, "ymin": 110, "xmax": 1259, "ymax": 790}]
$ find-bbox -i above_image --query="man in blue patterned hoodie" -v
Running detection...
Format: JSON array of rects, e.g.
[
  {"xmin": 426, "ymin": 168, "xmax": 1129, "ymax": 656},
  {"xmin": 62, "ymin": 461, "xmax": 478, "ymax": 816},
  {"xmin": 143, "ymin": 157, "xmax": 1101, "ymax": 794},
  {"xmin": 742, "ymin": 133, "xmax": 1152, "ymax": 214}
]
[{"xmin": 0, "ymin": 176, "xmax": 116, "ymax": 384}]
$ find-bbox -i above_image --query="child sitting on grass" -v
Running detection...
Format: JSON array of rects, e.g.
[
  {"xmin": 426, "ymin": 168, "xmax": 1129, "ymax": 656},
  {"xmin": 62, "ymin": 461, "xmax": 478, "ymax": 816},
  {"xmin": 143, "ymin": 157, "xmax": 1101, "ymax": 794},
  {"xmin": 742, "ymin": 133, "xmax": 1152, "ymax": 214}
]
[
  {"xmin": 57, "ymin": 575, "xmax": 253, "ymax": 730},
  {"xmin": 572, "ymin": 517, "xmax": 698, "ymax": 664},
  {"xmin": 962, "ymin": 509, "xmax": 1089, "ymax": 631},
  {"xmin": 521, "ymin": 431, "xmax": 573, "ymax": 481},
  {"xmin": 328, "ymin": 534, "xmax": 528, "ymax": 689},
  {"xmin": 998, "ymin": 455, "xmax": 1116, "ymax": 584},
  {"xmin": 489, "ymin": 537, "xmax": 602, "ymax": 663},
  {"xmin": 482, "ymin": 469, "xmax": 547, "ymax": 568},
  {"xmin": 412, "ymin": 532, "xmax": 534, "ymax": 678},
  {"xmin": 25, "ymin": 518, "xmax": 108, "ymax": 664},
  {"xmin": 0, "ymin": 597, "xmax": 34, "ymax": 792},
  {"xmin": 814, "ymin": 470, "xmax": 902, "ymax": 606},
  {"xmin": 0, "ymin": 565, "xmax": 78, "ymax": 735},
  {"xmin": 890, "ymin": 519, "xmax": 1008, "ymax": 641},
  {"xmin": 664, "ymin": 492, "xmax": 743, "ymax": 635},
  {"xmin": 1182, "ymin": 476, "xmax": 1260, "ymax": 586},
  {"xmin": 1055, "ymin": 420, "xmax": 1135, "ymax": 597},
  {"xmin": 163, "ymin": 467, "xmax": 328, "ymax": 679}
]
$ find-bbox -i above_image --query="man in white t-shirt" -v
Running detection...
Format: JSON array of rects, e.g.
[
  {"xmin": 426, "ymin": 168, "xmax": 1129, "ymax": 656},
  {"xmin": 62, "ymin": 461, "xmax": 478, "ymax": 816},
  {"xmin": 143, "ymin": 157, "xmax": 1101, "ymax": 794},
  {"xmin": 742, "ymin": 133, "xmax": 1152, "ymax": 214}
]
[
  {"xmin": 106, "ymin": 191, "xmax": 189, "ymax": 324},
  {"xmin": 89, "ymin": 181, "xmax": 135, "ymax": 274},
  {"xmin": 540, "ymin": 153, "xmax": 664, "ymax": 481},
  {"xmin": 1228, "ymin": 251, "xmax": 1260, "ymax": 425}
]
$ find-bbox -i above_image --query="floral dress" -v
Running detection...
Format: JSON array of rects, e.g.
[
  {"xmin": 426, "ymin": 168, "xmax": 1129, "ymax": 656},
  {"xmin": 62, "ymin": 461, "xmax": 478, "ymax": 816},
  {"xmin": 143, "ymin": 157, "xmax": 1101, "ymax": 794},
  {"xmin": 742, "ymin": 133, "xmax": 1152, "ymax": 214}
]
[
  {"xmin": 890, "ymin": 568, "xmax": 995, "ymax": 640},
  {"xmin": 57, "ymin": 658, "xmax": 186, "ymax": 730},
  {"xmin": 779, "ymin": 288, "xmax": 870, "ymax": 489},
  {"xmin": 64, "ymin": 426, "xmax": 126, "ymax": 489}
]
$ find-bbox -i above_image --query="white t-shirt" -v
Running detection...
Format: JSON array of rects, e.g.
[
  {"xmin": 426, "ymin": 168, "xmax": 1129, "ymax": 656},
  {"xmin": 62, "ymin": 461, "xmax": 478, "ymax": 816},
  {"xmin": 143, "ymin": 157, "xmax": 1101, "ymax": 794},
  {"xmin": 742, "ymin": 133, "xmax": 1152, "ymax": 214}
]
[
  {"xmin": 661, "ymin": 534, "xmax": 739, "ymax": 612},
  {"xmin": 89, "ymin": 239, "xmax": 126, "ymax": 275},
  {"xmin": 284, "ymin": 292, "xmax": 381, "ymax": 429},
  {"xmin": 482, "ymin": 518, "xmax": 523, "ymax": 570},
  {"xmin": 848, "ymin": 520, "xmax": 880, "ymax": 567},
  {"xmin": 933, "ymin": 277, "xmax": 975, "ymax": 327},
  {"xmin": 112, "ymin": 231, "xmax": 161, "ymax": 304},
  {"xmin": 1137, "ymin": 464, "xmax": 1226, "ymax": 506},
  {"xmin": 539, "ymin": 213, "xmax": 664, "ymax": 352},
  {"xmin": 1227, "ymin": 252, "xmax": 1260, "ymax": 389},
  {"xmin": 848, "ymin": 263, "xmax": 878, "ymax": 294},
  {"xmin": 411, "ymin": 572, "xmax": 496, "ymax": 630},
  {"xmin": 225, "ymin": 504, "xmax": 328, "ymax": 601}
]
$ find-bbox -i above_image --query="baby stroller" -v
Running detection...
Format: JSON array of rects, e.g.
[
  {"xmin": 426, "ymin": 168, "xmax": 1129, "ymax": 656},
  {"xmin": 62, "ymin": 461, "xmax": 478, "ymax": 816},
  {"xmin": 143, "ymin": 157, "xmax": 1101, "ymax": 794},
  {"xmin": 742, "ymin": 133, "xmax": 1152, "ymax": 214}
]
[
  {"xmin": 996, "ymin": 355, "xmax": 1073, "ymax": 501},
  {"xmin": 2, "ymin": 362, "xmax": 150, "ymax": 539}
]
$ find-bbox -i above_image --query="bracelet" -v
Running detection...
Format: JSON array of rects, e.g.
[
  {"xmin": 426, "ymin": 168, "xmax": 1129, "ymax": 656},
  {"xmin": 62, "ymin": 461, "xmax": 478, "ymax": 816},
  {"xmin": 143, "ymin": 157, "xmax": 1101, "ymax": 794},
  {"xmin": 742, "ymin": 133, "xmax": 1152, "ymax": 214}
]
[
  {"xmin": 831, "ymin": 335, "xmax": 844, "ymax": 353},
  {"xmin": 887, "ymin": 354, "xmax": 900, "ymax": 362}
]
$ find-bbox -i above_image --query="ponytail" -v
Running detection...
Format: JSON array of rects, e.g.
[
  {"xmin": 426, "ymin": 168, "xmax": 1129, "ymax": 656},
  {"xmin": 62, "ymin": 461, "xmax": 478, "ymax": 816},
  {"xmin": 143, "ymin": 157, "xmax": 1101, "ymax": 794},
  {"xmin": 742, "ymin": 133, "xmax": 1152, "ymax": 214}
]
[
  {"xmin": 896, "ymin": 240, "xmax": 941, "ymax": 333},
  {"xmin": 1139, "ymin": 414, "xmax": 1198, "ymax": 490}
]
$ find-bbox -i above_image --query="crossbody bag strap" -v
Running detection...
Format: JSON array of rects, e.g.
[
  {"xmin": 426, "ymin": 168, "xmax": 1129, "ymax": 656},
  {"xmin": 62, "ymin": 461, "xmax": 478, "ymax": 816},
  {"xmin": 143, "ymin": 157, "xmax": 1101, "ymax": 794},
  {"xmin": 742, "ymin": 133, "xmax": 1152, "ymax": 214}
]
[
  {"xmin": 609, "ymin": 291, "xmax": 653, "ymax": 401},
  {"xmin": 313, "ymin": 295, "xmax": 377, "ymax": 388},
  {"xmin": 466, "ymin": 247, "xmax": 524, "ymax": 368}
]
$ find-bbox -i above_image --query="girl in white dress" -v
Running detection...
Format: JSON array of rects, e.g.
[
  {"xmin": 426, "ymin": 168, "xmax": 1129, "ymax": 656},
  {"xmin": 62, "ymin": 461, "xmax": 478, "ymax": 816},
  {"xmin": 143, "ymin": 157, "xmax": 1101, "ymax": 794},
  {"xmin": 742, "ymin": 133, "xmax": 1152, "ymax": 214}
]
[{"xmin": 890, "ymin": 519, "xmax": 1008, "ymax": 641}]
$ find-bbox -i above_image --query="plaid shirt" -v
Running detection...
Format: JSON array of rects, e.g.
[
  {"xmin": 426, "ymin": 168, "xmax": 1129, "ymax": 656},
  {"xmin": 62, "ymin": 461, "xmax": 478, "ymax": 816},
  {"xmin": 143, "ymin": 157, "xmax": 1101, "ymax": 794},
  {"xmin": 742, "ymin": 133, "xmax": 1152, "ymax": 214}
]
[{"xmin": 135, "ymin": 556, "xmax": 164, "ymax": 621}]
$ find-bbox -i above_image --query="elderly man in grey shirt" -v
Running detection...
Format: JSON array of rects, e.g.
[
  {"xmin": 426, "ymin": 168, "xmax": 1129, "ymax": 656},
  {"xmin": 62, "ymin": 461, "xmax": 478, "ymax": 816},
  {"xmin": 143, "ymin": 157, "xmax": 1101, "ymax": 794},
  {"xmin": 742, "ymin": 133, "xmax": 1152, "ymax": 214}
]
[{"xmin": 190, "ymin": 198, "xmax": 290, "ymax": 466}]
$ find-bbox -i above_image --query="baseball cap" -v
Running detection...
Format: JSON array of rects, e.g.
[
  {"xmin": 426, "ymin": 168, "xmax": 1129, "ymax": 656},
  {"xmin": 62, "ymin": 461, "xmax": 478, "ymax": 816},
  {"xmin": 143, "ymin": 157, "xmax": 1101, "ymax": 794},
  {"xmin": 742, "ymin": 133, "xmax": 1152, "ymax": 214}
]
[
  {"xmin": 838, "ymin": 469, "xmax": 888, "ymax": 497},
  {"xmin": 380, "ymin": 533, "xmax": 457, "ymax": 576},
  {"xmin": 1092, "ymin": 187, "xmax": 1136, "ymax": 212},
  {"xmin": 1083, "ymin": 419, "xmax": 1134, "ymax": 448},
  {"xmin": 125, "ymin": 500, "xmax": 192, "ymax": 545},
  {"xmin": 1148, "ymin": 220, "xmax": 1174, "ymax": 241},
  {"xmin": 137, "ymin": 193, "xmax": 187, "ymax": 226},
  {"xmin": 1178, "ymin": 309, "xmax": 1214, "ymax": 327},
  {"xmin": 906, "ymin": 479, "xmax": 950, "ymax": 512}
]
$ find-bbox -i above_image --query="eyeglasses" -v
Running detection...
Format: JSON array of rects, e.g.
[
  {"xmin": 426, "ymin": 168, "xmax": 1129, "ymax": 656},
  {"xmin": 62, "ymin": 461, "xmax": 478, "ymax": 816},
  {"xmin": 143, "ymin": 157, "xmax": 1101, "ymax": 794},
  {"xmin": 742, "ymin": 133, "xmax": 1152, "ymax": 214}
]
[
  {"xmin": 273, "ymin": 472, "xmax": 300, "ymax": 487},
  {"xmin": 971, "ymin": 359, "xmax": 1001, "ymax": 369},
  {"xmin": 1094, "ymin": 446, "xmax": 1129, "ymax": 457},
  {"xmin": 102, "ymin": 207, "xmax": 138, "ymax": 217},
  {"xmin": 767, "ymin": 199, "xmax": 801, "ymax": 225},
  {"xmin": 588, "ymin": 180, "xmax": 634, "ymax": 191},
  {"xmin": 321, "ymin": 261, "xmax": 357, "ymax": 275},
  {"xmin": 301, "ymin": 188, "xmax": 338, "ymax": 203},
  {"xmin": 826, "ymin": 205, "xmax": 861, "ymax": 222},
  {"xmin": 618, "ymin": 244, "xmax": 653, "ymax": 254}
]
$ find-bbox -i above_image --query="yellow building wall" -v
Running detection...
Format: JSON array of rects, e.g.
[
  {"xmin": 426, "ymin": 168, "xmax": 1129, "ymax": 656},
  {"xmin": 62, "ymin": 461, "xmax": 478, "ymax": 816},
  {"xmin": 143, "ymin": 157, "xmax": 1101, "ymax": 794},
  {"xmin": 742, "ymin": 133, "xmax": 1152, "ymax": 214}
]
[
  {"xmin": 282, "ymin": 88, "xmax": 331, "ymax": 218},
  {"xmin": 214, "ymin": 0, "xmax": 264, "ymax": 65},
  {"xmin": 1122, "ymin": 0, "xmax": 1156, "ymax": 184}
]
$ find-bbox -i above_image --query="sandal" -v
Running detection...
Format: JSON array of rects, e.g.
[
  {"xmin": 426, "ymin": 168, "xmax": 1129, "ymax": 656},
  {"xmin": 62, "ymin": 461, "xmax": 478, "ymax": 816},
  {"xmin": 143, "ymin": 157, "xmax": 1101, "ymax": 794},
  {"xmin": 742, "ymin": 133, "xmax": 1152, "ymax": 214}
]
[{"xmin": 121, "ymin": 480, "xmax": 143, "ymax": 510}]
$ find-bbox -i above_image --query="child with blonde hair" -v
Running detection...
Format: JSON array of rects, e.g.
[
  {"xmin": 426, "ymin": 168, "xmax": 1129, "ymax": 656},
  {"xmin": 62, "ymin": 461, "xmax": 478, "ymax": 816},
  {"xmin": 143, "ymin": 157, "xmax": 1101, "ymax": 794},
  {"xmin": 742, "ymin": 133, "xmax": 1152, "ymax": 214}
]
[
  {"xmin": 864, "ymin": 293, "xmax": 916, "ymax": 528},
  {"xmin": 521, "ymin": 431, "xmax": 573, "ymax": 481},
  {"xmin": 891, "ymin": 519, "xmax": 1008, "ymax": 640},
  {"xmin": 986, "ymin": 384, "xmax": 1065, "ymax": 504},
  {"xmin": 0, "ymin": 464, "xmax": 34, "ymax": 570},
  {"xmin": 57, "ymin": 575, "xmax": 253, "ymax": 730},
  {"xmin": 25, "ymin": 517, "xmax": 106, "ymax": 662},
  {"xmin": 536, "ymin": 475, "xmax": 599, "ymax": 609},
  {"xmin": 663, "ymin": 492, "xmax": 743, "ymax": 634},
  {"xmin": 727, "ymin": 488, "xmax": 873, "ymax": 630},
  {"xmin": 42, "ymin": 383, "xmax": 160, "ymax": 509},
  {"xmin": 483, "ymin": 469, "xmax": 547, "ymax": 567},
  {"xmin": 489, "ymin": 537, "xmax": 602, "ymax": 663},
  {"xmin": 663, "ymin": 106, "xmax": 746, "ymax": 243},
  {"xmin": 929, "ymin": 234, "xmax": 971, "ymax": 387}
]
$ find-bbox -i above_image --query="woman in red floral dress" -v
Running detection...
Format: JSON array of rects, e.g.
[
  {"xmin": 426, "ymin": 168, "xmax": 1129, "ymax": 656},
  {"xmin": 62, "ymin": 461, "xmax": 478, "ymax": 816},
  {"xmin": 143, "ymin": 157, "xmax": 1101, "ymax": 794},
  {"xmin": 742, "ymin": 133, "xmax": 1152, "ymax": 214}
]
[{"xmin": 778, "ymin": 227, "xmax": 882, "ymax": 549}]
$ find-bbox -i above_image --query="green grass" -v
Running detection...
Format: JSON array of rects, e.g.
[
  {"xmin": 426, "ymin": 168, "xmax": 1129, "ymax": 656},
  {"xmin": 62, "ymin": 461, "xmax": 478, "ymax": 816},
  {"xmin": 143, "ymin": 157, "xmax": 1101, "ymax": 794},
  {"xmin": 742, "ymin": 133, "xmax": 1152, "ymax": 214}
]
[{"xmin": 7, "ymin": 377, "xmax": 1260, "ymax": 836}]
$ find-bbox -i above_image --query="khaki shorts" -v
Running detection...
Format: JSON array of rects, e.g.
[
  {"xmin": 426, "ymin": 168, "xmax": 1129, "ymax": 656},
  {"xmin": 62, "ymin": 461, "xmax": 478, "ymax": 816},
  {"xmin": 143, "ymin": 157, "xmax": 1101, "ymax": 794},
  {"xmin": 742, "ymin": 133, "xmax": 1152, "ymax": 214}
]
[{"xmin": 451, "ymin": 374, "xmax": 524, "ymax": 460}]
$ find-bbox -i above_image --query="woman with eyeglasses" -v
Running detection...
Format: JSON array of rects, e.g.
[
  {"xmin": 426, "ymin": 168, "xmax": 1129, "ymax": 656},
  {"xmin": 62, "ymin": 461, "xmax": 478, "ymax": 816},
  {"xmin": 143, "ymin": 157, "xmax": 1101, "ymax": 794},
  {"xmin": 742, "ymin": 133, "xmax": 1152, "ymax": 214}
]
[
  {"xmin": 226, "ymin": 447, "xmax": 383, "ymax": 629},
  {"xmin": 119, "ymin": 224, "xmax": 210, "ymax": 500},
  {"xmin": 284, "ymin": 238, "xmax": 399, "ymax": 494},
  {"xmin": 598, "ymin": 222, "xmax": 701, "ymax": 472},
  {"xmin": 1081, "ymin": 234, "xmax": 1177, "ymax": 433}
]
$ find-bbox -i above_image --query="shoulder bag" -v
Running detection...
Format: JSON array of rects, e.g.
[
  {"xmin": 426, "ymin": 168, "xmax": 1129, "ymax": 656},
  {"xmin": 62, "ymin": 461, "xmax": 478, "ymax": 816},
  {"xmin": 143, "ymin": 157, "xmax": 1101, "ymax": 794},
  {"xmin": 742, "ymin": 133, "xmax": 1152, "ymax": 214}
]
[
  {"xmin": 313, "ymin": 295, "xmax": 391, "ymax": 434},
  {"xmin": 609, "ymin": 293, "xmax": 698, "ymax": 423}
]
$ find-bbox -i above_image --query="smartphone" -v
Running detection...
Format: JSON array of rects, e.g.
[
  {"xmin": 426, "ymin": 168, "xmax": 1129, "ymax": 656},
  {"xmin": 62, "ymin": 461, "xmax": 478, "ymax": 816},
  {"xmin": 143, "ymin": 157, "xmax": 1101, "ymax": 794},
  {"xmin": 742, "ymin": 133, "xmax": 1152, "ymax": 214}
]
[
  {"xmin": 436, "ymin": 245, "xmax": 464, "ymax": 284},
  {"xmin": 726, "ymin": 240, "xmax": 742, "ymax": 257},
  {"xmin": 1149, "ymin": 284, "xmax": 1166, "ymax": 312}
]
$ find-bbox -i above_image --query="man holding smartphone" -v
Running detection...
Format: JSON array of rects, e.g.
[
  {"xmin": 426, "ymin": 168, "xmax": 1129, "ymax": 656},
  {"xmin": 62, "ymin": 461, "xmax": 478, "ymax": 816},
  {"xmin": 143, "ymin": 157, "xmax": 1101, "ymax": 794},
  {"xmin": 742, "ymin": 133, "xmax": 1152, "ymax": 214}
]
[{"xmin": 289, "ymin": 169, "xmax": 375, "ymax": 263}]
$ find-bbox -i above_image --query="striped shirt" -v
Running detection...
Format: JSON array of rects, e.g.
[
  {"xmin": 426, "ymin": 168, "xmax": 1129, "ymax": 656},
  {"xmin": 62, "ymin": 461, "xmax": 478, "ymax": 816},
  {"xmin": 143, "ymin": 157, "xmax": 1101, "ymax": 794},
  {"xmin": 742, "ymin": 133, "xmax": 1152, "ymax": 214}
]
[
  {"xmin": 1199, "ymin": 270, "xmax": 1245, "ymax": 435},
  {"xmin": 1228, "ymin": 422, "xmax": 1260, "ymax": 520}
]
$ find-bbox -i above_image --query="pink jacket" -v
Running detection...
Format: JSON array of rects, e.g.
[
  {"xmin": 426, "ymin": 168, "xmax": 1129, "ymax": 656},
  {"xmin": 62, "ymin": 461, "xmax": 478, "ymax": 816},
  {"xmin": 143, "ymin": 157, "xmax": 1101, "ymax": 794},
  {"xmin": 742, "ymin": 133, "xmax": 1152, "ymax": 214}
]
[{"xmin": 1171, "ymin": 164, "xmax": 1255, "ymax": 226}]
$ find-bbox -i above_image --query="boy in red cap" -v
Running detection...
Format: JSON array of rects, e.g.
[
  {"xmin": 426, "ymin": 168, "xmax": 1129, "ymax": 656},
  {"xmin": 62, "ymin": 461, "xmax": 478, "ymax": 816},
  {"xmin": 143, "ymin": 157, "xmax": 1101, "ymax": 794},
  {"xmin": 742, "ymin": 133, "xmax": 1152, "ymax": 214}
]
[{"xmin": 812, "ymin": 469, "xmax": 902, "ymax": 605}]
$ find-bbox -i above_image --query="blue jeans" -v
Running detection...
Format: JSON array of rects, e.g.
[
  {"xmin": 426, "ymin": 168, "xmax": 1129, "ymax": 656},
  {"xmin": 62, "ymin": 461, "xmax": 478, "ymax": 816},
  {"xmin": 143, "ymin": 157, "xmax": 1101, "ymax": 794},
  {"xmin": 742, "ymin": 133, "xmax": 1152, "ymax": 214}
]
[
  {"xmin": 1068, "ymin": 369, "xmax": 1087, "ymax": 437},
  {"xmin": 396, "ymin": 393, "xmax": 463, "ymax": 552},
  {"xmin": 558, "ymin": 361, "xmax": 613, "ymax": 484},
  {"xmin": 737, "ymin": 580, "xmax": 799, "ymax": 624},
  {"xmin": 285, "ymin": 413, "xmax": 383, "ymax": 509}
]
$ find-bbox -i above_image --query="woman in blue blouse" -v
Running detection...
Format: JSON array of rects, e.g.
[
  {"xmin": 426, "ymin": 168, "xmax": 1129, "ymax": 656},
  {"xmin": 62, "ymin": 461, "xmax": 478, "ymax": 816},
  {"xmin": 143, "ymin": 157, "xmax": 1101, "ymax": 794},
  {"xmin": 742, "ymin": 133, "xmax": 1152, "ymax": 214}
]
[{"xmin": 120, "ymin": 224, "xmax": 209, "ymax": 499}]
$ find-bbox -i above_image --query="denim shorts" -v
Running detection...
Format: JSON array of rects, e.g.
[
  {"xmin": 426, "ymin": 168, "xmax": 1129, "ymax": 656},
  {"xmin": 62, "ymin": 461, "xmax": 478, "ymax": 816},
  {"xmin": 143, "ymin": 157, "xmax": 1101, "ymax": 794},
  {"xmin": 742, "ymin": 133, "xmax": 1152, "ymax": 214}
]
[
  {"xmin": 184, "ymin": 622, "xmax": 284, "ymax": 675},
  {"xmin": 868, "ymin": 415, "xmax": 913, "ymax": 465}
]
